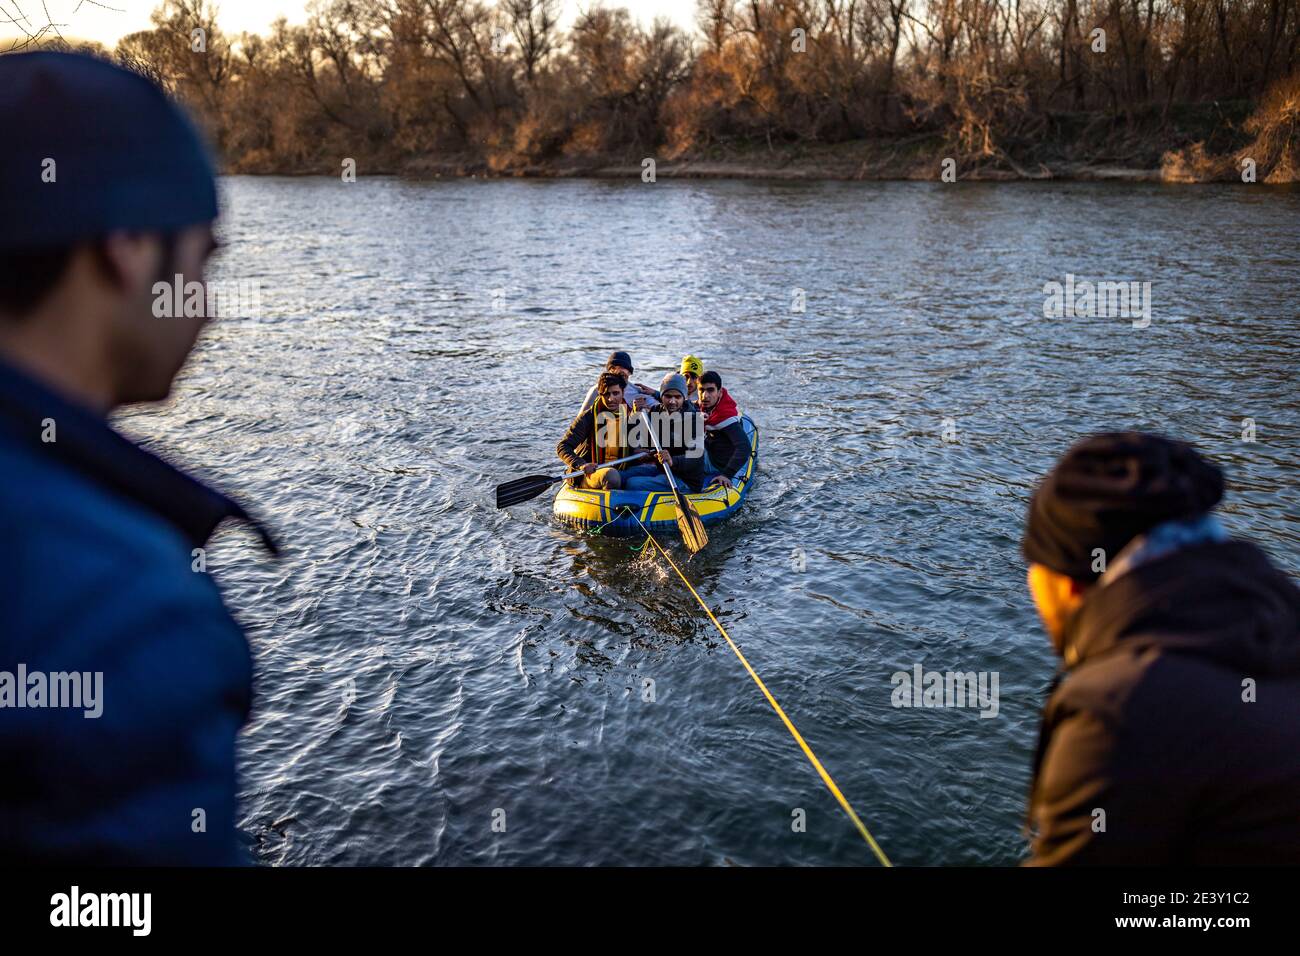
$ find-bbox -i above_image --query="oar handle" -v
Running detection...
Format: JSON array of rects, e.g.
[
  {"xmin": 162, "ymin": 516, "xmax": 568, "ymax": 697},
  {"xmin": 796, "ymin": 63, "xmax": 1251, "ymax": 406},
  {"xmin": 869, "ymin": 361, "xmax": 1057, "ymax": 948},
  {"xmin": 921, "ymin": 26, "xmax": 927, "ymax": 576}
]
[
  {"xmin": 561, "ymin": 451, "xmax": 649, "ymax": 480},
  {"xmin": 639, "ymin": 410, "xmax": 681, "ymax": 494}
]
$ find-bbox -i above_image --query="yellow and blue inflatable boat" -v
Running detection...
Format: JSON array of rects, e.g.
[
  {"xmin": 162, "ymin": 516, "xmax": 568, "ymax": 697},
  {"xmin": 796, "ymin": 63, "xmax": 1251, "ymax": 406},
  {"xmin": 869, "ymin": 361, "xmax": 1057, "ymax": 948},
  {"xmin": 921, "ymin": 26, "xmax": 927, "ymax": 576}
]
[{"xmin": 553, "ymin": 415, "xmax": 759, "ymax": 536}]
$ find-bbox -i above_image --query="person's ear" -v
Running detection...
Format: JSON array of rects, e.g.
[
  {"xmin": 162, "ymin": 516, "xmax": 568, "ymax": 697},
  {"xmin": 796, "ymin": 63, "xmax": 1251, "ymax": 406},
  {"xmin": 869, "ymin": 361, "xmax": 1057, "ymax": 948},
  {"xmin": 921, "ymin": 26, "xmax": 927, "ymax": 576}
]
[
  {"xmin": 1039, "ymin": 565, "xmax": 1087, "ymax": 611},
  {"xmin": 96, "ymin": 232, "xmax": 166, "ymax": 297}
]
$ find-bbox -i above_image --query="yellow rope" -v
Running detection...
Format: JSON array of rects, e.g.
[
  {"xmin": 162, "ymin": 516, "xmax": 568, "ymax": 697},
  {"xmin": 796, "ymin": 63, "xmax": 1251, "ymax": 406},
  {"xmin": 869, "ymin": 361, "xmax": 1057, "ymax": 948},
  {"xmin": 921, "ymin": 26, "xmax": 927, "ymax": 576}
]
[{"xmin": 634, "ymin": 518, "xmax": 893, "ymax": 867}]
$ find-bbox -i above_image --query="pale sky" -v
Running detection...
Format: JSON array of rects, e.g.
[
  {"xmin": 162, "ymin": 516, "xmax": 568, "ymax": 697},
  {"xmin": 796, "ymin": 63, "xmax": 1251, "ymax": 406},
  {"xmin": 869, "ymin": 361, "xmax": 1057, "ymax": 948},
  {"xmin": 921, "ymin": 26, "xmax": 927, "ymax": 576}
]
[{"xmin": 2, "ymin": 0, "xmax": 701, "ymax": 49}]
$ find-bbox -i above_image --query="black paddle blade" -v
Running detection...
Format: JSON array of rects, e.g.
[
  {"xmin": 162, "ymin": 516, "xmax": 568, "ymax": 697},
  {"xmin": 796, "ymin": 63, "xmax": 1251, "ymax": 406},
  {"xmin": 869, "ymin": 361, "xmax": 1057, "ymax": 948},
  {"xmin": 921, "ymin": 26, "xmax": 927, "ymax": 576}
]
[
  {"xmin": 495, "ymin": 475, "xmax": 557, "ymax": 509},
  {"xmin": 673, "ymin": 488, "xmax": 709, "ymax": 554}
]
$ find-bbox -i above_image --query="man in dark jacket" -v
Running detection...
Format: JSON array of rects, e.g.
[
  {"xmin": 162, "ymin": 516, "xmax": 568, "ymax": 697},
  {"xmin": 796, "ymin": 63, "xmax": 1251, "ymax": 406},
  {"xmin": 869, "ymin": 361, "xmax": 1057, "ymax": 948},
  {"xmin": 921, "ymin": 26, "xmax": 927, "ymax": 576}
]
[
  {"xmin": 619, "ymin": 372, "xmax": 707, "ymax": 493},
  {"xmin": 557, "ymin": 371, "xmax": 645, "ymax": 490},
  {"xmin": 698, "ymin": 370, "xmax": 749, "ymax": 489},
  {"xmin": 578, "ymin": 350, "xmax": 659, "ymax": 414},
  {"xmin": 0, "ymin": 53, "xmax": 275, "ymax": 864},
  {"xmin": 1021, "ymin": 432, "xmax": 1300, "ymax": 865}
]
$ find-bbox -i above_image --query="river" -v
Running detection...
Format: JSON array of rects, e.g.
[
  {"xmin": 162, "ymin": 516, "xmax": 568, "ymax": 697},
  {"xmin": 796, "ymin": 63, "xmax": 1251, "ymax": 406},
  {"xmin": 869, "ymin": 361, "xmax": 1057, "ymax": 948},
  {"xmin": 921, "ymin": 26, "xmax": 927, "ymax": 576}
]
[{"xmin": 116, "ymin": 177, "xmax": 1300, "ymax": 865}]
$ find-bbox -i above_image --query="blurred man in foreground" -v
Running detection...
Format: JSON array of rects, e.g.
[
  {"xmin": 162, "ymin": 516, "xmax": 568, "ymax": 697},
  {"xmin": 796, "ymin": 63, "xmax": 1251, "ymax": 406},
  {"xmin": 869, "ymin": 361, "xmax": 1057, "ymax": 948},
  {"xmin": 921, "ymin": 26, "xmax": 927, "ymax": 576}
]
[
  {"xmin": 1022, "ymin": 432, "xmax": 1300, "ymax": 865},
  {"xmin": 0, "ymin": 52, "xmax": 275, "ymax": 863}
]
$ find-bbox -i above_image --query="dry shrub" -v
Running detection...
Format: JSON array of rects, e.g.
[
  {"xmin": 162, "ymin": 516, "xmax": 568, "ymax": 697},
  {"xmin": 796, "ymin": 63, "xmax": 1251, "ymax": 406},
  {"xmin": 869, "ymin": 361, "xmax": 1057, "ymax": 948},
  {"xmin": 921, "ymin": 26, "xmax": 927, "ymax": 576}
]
[
  {"xmin": 1240, "ymin": 71, "xmax": 1300, "ymax": 183},
  {"xmin": 563, "ymin": 120, "xmax": 608, "ymax": 158},
  {"xmin": 1160, "ymin": 142, "xmax": 1234, "ymax": 182},
  {"xmin": 1161, "ymin": 72, "xmax": 1300, "ymax": 183},
  {"xmin": 510, "ymin": 72, "xmax": 576, "ymax": 163}
]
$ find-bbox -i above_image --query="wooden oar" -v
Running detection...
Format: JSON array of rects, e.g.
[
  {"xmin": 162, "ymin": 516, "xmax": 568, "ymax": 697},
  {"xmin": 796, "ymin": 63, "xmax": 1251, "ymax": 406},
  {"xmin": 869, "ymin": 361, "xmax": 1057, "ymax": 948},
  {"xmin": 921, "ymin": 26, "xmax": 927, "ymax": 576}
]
[
  {"xmin": 639, "ymin": 410, "xmax": 708, "ymax": 554},
  {"xmin": 495, "ymin": 453, "xmax": 648, "ymax": 509}
]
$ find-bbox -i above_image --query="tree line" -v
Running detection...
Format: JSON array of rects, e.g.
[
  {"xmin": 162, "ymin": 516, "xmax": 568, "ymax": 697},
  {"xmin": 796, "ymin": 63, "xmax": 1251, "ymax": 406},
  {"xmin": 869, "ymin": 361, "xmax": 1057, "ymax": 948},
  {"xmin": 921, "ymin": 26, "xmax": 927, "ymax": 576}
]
[{"xmin": 43, "ymin": 1, "xmax": 1300, "ymax": 178}]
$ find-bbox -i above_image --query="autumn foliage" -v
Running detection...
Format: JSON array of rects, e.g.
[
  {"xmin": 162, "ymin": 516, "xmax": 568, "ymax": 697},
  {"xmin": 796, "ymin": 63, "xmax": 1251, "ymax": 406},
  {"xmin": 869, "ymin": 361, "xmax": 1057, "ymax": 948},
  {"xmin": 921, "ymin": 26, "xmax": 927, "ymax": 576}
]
[{"xmin": 40, "ymin": 0, "xmax": 1300, "ymax": 179}]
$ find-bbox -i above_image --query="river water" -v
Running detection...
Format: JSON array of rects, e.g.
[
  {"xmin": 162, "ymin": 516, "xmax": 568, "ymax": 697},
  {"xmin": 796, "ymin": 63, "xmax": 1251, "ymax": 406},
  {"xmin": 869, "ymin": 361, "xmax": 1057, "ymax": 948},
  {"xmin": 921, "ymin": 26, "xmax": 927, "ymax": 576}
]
[{"xmin": 116, "ymin": 177, "xmax": 1299, "ymax": 866}]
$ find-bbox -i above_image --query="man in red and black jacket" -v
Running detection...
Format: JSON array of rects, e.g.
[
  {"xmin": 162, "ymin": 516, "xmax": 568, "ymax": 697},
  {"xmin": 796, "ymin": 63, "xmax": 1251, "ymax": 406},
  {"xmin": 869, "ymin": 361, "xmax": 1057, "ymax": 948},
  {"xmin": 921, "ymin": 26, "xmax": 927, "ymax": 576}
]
[{"xmin": 699, "ymin": 370, "xmax": 750, "ymax": 488}]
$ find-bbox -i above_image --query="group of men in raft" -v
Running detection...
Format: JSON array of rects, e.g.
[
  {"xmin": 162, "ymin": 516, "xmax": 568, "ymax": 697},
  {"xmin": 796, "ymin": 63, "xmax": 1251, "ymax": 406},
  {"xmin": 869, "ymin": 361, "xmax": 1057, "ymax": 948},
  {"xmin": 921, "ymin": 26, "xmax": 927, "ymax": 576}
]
[{"xmin": 556, "ymin": 350, "xmax": 751, "ymax": 494}]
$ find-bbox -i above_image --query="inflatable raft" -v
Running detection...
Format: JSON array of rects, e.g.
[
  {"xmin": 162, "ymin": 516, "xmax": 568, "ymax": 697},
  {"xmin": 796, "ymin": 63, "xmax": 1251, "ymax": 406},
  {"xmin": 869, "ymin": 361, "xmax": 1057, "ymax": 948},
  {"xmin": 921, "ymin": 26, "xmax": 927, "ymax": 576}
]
[{"xmin": 553, "ymin": 415, "xmax": 759, "ymax": 536}]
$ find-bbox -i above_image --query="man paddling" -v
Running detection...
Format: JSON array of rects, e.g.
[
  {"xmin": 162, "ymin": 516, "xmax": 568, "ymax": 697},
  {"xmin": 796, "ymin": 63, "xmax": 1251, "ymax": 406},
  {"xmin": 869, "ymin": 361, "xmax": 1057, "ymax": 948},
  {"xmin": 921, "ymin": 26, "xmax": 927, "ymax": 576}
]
[
  {"xmin": 619, "ymin": 372, "xmax": 707, "ymax": 493},
  {"xmin": 1022, "ymin": 432, "xmax": 1300, "ymax": 865},
  {"xmin": 558, "ymin": 371, "xmax": 644, "ymax": 490},
  {"xmin": 0, "ymin": 52, "xmax": 275, "ymax": 863}
]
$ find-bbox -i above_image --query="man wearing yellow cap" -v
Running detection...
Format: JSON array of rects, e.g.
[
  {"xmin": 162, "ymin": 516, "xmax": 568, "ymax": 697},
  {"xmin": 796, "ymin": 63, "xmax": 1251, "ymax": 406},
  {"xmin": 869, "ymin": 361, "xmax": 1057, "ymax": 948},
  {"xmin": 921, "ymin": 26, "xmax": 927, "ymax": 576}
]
[{"xmin": 680, "ymin": 355, "xmax": 704, "ymax": 408}]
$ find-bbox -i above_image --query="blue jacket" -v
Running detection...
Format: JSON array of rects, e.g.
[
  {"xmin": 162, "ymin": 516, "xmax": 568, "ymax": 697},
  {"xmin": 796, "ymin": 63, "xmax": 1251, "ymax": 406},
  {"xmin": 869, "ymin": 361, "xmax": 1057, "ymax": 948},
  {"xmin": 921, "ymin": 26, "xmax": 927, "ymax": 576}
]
[{"xmin": 0, "ymin": 359, "xmax": 275, "ymax": 864}]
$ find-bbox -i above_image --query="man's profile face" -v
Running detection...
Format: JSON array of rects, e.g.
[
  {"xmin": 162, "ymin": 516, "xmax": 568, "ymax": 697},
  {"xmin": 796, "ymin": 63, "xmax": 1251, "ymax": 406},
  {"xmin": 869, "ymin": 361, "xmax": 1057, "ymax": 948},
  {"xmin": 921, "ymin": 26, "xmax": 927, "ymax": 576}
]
[
  {"xmin": 116, "ymin": 222, "xmax": 217, "ymax": 404},
  {"xmin": 1027, "ymin": 563, "xmax": 1087, "ymax": 655}
]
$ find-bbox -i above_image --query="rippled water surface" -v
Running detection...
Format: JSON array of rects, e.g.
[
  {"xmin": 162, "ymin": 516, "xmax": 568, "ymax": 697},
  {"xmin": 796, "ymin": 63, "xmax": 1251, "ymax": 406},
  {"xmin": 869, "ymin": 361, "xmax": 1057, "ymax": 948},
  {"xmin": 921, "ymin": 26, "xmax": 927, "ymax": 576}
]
[{"xmin": 118, "ymin": 177, "xmax": 1299, "ymax": 865}]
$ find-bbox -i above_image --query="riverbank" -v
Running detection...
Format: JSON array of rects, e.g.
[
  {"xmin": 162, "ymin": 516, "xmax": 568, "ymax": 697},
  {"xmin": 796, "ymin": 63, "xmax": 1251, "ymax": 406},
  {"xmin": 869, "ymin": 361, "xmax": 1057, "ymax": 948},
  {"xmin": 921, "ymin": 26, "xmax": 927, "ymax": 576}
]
[
  {"xmin": 215, "ymin": 87, "xmax": 1300, "ymax": 183},
  {"xmin": 216, "ymin": 98, "xmax": 1288, "ymax": 182},
  {"xmin": 397, "ymin": 135, "xmax": 1169, "ymax": 183},
  {"xmin": 395, "ymin": 102, "xmax": 1288, "ymax": 183},
  {"xmin": 238, "ymin": 108, "xmax": 1294, "ymax": 183}
]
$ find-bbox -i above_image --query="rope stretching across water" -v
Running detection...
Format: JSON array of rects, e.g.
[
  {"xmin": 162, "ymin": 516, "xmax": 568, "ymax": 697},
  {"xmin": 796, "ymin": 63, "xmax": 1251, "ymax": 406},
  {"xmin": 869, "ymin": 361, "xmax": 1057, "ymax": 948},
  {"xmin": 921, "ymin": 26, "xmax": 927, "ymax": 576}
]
[{"xmin": 631, "ymin": 513, "xmax": 893, "ymax": 867}]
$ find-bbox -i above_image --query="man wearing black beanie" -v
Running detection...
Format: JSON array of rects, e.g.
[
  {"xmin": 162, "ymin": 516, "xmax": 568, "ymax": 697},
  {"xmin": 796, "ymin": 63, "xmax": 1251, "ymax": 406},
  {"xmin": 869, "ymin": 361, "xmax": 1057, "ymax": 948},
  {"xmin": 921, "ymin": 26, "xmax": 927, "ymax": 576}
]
[
  {"xmin": 1021, "ymin": 432, "xmax": 1300, "ymax": 865},
  {"xmin": 0, "ymin": 53, "xmax": 275, "ymax": 863}
]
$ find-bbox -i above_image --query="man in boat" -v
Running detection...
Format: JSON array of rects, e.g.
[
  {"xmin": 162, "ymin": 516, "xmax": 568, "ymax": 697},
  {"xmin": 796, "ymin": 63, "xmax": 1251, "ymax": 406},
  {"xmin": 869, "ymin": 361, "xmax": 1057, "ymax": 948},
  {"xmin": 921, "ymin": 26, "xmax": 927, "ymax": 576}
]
[
  {"xmin": 0, "ymin": 52, "xmax": 276, "ymax": 863},
  {"xmin": 679, "ymin": 355, "xmax": 704, "ymax": 408},
  {"xmin": 558, "ymin": 371, "xmax": 645, "ymax": 490},
  {"xmin": 698, "ymin": 371, "xmax": 749, "ymax": 490},
  {"xmin": 1022, "ymin": 432, "xmax": 1300, "ymax": 865},
  {"xmin": 619, "ymin": 372, "xmax": 708, "ymax": 493},
  {"xmin": 579, "ymin": 350, "xmax": 659, "ymax": 414}
]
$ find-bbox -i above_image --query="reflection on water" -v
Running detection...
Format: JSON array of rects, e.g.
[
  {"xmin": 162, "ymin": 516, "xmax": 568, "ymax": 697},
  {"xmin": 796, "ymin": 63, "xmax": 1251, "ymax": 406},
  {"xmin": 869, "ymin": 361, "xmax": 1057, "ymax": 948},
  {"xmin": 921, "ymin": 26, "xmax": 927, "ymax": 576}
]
[{"xmin": 117, "ymin": 177, "xmax": 1299, "ymax": 865}]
